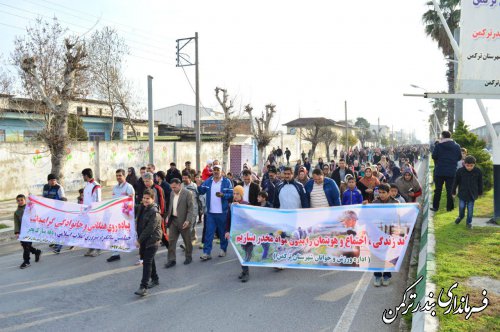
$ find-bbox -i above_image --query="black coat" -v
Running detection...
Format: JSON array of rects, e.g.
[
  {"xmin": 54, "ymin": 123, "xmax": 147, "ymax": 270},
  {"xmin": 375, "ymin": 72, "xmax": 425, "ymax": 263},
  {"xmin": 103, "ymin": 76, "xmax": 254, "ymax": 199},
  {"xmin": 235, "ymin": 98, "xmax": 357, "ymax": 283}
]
[
  {"xmin": 136, "ymin": 204, "xmax": 163, "ymax": 247},
  {"xmin": 432, "ymin": 139, "xmax": 462, "ymax": 178},
  {"xmin": 166, "ymin": 168, "xmax": 182, "ymax": 184},
  {"xmin": 245, "ymin": 182, "xmax": 260, "ymax": 206},
  {"xmin": 331, "ymin": 168, "xmax": 354, "ymax": 188},
  {"xmin": 452, "ymin": 167, "xmax": 483, "ymax": 201}
]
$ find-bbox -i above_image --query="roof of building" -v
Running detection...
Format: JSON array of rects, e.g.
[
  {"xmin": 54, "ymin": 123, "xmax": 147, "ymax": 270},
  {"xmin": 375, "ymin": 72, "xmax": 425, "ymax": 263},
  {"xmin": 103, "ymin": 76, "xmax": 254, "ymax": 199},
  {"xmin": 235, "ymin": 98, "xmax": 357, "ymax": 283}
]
[{"xmin": 282, "ymin": 117, "xmax": 338, "ymax": 127}]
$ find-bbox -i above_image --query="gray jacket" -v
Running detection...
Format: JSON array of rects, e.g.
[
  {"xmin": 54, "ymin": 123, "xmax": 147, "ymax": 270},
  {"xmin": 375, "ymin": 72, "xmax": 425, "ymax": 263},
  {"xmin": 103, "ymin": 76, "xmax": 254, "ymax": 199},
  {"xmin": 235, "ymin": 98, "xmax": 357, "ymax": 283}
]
[{"xmin": 168, "ymin": 188, "xmax": 195, "ymax": 226}]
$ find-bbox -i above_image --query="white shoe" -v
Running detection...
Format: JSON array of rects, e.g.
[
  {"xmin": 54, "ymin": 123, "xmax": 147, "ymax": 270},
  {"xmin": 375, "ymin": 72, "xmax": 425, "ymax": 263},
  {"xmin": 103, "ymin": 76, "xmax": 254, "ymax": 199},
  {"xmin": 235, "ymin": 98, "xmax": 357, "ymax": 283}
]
[
  {"xmin": 134, "ymin": 259, "xmax": 143, "ymax": 266},
  {"xmin": 218, "ymin": 250, "xmax": 226, "ymax": 257}
]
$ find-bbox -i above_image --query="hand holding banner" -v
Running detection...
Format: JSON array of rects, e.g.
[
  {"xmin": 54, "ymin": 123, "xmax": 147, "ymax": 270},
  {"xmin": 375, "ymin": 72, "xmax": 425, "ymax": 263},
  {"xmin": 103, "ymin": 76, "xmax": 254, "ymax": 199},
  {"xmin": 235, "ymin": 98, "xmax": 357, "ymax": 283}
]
[
  {"xmin": 229, "ymin": 204, "xmax": 419, "ymax": 272},
  {"xmin": 19, "ymin": 195, "xmax": 137, "ymax": 252}
]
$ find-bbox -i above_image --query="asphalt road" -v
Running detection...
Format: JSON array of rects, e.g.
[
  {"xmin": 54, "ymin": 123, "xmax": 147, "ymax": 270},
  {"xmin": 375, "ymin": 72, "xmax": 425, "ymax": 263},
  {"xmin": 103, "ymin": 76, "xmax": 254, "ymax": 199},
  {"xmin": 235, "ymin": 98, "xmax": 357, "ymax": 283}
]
[{"xmin": 0, "ymin": 163, "xmax": 425, "ymax": 332}]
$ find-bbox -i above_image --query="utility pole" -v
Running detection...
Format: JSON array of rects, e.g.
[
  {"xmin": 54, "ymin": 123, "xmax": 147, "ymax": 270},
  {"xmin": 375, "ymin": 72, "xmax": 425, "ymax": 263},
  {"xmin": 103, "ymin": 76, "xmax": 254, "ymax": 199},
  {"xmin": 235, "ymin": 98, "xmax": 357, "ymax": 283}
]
[
  {"xmin": 195, "ymin": 32, "xmax": 200, "ymax": 172},
  {"xmin": 176, "ymin": 32, "xmax": 201, "ymax": 172},
  {"xmin": 344, "ymin": 100, "xmax": 348, "ymax": 157},
  {"xmin": 377, "ymin": 117, "xmax": 380, "ymax": 146},
  {"xmin": 147, "ymin": 75, "xmax": 154, "ymax": 164}
]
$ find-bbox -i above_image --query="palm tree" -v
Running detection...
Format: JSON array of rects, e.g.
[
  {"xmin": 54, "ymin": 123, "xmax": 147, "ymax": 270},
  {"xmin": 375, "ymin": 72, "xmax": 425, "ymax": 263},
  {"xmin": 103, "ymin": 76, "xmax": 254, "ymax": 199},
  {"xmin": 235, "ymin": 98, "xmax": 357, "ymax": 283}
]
[{"xmin": 422, "ymin": 0, "xmax": 460, "ymax": 132}]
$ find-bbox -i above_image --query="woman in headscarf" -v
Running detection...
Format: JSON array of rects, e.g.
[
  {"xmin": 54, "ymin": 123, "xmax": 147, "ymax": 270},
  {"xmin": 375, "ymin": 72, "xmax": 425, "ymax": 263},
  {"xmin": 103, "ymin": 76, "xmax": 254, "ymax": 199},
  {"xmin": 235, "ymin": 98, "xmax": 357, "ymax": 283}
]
[
  {"xmin": 357, "ymin": 167, "xmax": 380, "ymax": 203},
  {"xmin": 126, "ymin": 167, "xmax": 139, "ymax": 187},
  {"xmin": 395, "ymin": 168, "xmax": 422, "ymax": 203}
]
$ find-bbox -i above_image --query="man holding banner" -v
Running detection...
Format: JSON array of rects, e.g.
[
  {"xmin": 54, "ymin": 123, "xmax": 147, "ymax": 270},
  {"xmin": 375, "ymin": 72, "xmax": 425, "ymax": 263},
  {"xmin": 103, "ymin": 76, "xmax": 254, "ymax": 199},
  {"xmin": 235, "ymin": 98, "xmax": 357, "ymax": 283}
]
[
  {"xmin": 107, "ymin": 169, "xmax": 135, "ymax": 262},
  {"xmin": 274, "ymin": 166, "xmax": 309, "ymax": 209},
  {"xmin": 82, "ymin": 168, "xmax": 102, "ymax": 257}
]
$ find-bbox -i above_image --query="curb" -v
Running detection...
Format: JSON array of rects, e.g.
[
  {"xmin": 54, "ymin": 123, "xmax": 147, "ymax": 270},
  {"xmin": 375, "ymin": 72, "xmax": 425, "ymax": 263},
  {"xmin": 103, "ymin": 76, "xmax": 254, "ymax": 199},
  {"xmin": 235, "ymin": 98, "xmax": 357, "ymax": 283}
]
[{"xmin": 411, "ymin": 160, "xmax": 438, "ymax": 332}]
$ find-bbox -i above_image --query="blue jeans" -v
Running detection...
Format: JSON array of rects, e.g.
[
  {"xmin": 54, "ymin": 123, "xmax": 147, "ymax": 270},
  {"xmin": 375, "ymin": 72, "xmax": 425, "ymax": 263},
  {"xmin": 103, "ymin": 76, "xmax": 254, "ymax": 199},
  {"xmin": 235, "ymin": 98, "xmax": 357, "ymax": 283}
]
[
  {"xmin": 203, "ymin": 212, "xmax": 228, "ymax": 255},
  {"xmin": 458, "ymin": 199, "xmax": 475, "ymax": 225},
  {"xmin": 374, "ymin": 272, "xmax": 392, "ymax": 279}
]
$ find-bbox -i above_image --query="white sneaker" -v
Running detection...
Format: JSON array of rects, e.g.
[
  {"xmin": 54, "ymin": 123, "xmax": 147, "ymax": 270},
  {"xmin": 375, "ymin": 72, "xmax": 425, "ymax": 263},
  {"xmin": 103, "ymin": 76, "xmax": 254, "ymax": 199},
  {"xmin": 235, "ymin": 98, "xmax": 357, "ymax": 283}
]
[
  {"xmin": 218, "ymin": 250, "xmax": 226, "ymax": 257},
  {"xmin": 134, "ymin": 259, "xmax": 143, "ymax": 266},
  {"xmin": 373, "ymin": 277, "xmax": 382, "ymax": 287}
]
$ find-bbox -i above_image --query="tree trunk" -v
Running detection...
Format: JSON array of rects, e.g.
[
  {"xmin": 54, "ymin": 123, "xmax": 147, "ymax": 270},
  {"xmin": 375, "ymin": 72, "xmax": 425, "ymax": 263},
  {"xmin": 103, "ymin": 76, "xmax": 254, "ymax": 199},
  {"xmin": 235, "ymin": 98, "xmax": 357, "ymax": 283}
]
[
  {"xmin": 326, "ymin": 144, "xmax": 330, "ymax": 161},
  {"xmin": 222, "ymin": 141, "xmax": 229, "ymax": 171},
  {"xmin": 48, "ymin": 109, "xmax": 69, "ymax": 183},
  {"xmin": 258, "ymin": 147, "xmax": 265, "ymax": 176},
  {"xmin": 447, "ymin": 60, "xmax": 455, "ymax": 133},
  {"xmin": 311, "ymin": 142, "xmax": 317, "ymax": 160}
]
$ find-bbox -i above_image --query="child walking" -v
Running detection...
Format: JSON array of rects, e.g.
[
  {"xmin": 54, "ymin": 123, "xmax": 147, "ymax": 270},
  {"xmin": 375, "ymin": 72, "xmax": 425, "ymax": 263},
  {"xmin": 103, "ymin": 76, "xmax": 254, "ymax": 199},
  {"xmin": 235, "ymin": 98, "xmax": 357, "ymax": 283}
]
[
  {"xmin": 14, "ymin": 194, "xmax": 41, "ymax": 269},
  {"xmin": 452, "ymin": 155, "xmax": 483, "ymax": 229},
  {"xmin": 369, "ymin": 183, "xmax": 399, "ymax": 286},
  {"xmin": 134, "ymin": 189, "xmax": 163, "ymax": 296},
  {"xmin": 225, "ymin": 186, "xmax": 250, "ymax": 282},
  {"xmin": 342, "ymin": 175, "xmax": 363, "ymax": 205}
]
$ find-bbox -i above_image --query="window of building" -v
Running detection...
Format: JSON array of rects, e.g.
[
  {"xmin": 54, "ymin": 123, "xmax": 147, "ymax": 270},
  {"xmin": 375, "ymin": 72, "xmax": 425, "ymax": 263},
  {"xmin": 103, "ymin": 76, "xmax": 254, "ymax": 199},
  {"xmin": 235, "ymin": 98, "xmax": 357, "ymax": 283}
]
[
  {"xmin": 88, "ymin": 132, "xmax": 105, "ymax": 141},
  {"xmin": 77, "ymin": 106, "xmax": 83, "ymax": 115},
  {"xmin": 23, "ymin": 130, "xmax": 40, "ymax": 141},
  {"xmin": 0, "ymin": 129, "xmax": 5, "ymax": 142},
  {"xmin": 85, "ymin": 107, "xmax": 89, "ymax": 116}
]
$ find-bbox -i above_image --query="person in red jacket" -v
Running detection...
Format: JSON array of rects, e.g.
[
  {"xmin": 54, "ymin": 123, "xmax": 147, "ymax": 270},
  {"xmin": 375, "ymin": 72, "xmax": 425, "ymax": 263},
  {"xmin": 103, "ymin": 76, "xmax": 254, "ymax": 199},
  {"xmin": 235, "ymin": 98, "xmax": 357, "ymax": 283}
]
[{"xmin": 202, "ymin": 160, "xmax": 213, "ymax": 181}]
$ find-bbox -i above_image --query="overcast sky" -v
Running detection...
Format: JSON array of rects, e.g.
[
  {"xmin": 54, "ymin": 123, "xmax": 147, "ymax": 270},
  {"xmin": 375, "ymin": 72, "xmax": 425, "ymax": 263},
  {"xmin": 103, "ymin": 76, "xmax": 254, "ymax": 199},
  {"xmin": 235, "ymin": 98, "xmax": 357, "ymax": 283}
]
[{"xmin": 1, "ymin": 0, "xmax": 499, "ymax": 142}]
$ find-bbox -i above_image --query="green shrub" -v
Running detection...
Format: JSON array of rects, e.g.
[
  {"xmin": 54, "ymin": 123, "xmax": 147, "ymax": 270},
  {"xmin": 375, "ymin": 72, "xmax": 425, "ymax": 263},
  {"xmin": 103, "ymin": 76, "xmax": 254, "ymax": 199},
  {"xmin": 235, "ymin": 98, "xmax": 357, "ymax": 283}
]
[{"xmin": 453, "ymin": 121, "xmax": 493, "ymax": 191}]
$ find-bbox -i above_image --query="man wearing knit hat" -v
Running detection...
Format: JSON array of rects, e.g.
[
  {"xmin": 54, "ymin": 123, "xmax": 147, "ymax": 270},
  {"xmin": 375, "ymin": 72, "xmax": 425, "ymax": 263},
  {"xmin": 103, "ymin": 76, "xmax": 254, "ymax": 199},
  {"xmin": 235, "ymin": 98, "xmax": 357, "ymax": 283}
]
[
  {"xmin": 43, "ymin": 174, "xmax": 67, "ymax": 253},
  {"xmin": 202, "ymin": 160, "xmax": 213, "ymax": 181}
]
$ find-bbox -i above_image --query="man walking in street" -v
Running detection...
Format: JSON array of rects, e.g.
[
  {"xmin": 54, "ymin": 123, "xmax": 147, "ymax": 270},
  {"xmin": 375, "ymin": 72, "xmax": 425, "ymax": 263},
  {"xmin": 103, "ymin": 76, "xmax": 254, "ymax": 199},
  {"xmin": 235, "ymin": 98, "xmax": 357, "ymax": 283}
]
[
  {"xmin": 107, "ymin": 169, "xmax": 135, "ymax": 262},
  {"xmin": 285, "ymin": 147, "xmax": 291, "ymax": 165},
  {"xmin": 43, "ymin": 173, "xmax": 67, "ymax": 253},
  {"xmin": 431, "ymin": 131, "xmax": 462, "ymax": 212},
  {"xmin": 166, "ymin": 162, "xmax": 182, "ymax": 183},
  {"xmin": 241, "ymin": 169, "xmax": 260, "ymax": 206},
  {"xmin": 165, "ymin": 178, "xmax": 195, "ymax": 268},
  {"xmin": 274, "ymin": 167, "xmax": 309, "ymax": 209},
  {"xmin": 197, "ymin": 164, "xmax": 233, "ymax": 260},
  {"xmin": 331, "ymin": 158, "xmax": 354, "ymax": 188},
  {"xmin": 82, "ymin": 168, "xmax": 102, "ymax": 257},
  {"xmin": 305, "ymin": 169, "xmax": 341, "ymax": 208}
]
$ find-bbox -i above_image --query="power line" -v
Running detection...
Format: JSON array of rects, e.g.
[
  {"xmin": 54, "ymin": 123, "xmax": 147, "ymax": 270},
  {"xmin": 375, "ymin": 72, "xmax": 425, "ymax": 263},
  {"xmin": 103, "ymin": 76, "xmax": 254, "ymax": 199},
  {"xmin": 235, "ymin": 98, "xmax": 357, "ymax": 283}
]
[
  {"xmin": 29, "ymin": 0, "xmax": 175, "ymax": 45},
  {"xmin": 0, "ymin": 2, "xmax": 177, "ymax": 62},
  {"xmin": 0, "ymin": 10, "xmax": 176, "ymax": 66},
  {"xmin": 180, "ymin": 65, "xmax": 220, "ymax": 120}
]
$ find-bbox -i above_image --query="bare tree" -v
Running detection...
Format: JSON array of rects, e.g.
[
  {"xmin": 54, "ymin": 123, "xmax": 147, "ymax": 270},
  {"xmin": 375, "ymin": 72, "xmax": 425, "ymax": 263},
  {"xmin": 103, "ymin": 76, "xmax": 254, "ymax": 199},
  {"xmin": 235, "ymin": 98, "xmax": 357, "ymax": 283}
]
[
  {"xmin": 88, "ymin": 27, "xmax": 133, "ymax": 139},
  {"xmin": 13, "ymin": 18, "xmax": 88, "ymax": 181},
  {"xmin": 319, "ymin": 127, "xmax": 338, "ymax": 161},
  {"xmin": 215, "ymin": 87, "xmax": 237, "ymax": 169},
  {"xmin": 113, "ymin": 75, "xmax": 143, "ymax": 140},
  {"xmin": 301, "ymin": 119, "xmax": 329, "ymax": 160},
  {"xmin": 245, "ymin": 103, "xmax": 278, "ymax": 173}
]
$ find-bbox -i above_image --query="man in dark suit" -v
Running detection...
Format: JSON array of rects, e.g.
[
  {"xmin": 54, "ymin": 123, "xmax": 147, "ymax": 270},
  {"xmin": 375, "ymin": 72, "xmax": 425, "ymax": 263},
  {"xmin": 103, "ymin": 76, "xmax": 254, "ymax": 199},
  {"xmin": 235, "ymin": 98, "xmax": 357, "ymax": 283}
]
[
  {"xmin": 241, "ymin": 169, "xmax": 260, "ymax": 206},
  {"xmin": 330, "ymin": 158, "xmax": 354, "ymax": 188},
  {"xmin": 165, "ymin": 178, "xmax": 195, "ymax": 268}
]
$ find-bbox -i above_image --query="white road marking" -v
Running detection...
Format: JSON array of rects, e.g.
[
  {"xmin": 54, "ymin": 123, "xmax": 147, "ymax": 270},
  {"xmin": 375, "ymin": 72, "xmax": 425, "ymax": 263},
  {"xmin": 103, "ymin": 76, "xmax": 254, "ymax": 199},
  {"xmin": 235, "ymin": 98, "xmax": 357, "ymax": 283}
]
[{"xmin": 332, "ymin": 272, "xmax": 372, "ymax": 332}]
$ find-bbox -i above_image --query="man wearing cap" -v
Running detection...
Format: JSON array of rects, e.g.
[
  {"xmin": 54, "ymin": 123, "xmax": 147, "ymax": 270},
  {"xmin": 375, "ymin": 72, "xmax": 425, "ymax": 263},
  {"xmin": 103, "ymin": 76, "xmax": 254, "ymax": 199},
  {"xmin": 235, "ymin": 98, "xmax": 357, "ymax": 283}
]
[
  {"xmin": 202, "ymin": 160, "xmax": 213, "ymax": 181},
  {"xmin": 43, "ymin": 174, "xmax": 67, "ymax": 253},
  {"xmin": 197, "ymin": 164, "xmax": 233, "ymax": 260}
]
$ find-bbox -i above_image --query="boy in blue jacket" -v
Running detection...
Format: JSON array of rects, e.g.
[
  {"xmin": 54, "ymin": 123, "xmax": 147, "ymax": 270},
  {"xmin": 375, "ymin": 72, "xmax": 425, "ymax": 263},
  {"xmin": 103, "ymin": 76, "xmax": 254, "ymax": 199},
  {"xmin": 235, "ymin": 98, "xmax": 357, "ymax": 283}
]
[{"xmin": 342, "ymin": 175, "xmax": 363, "ymax": 205}]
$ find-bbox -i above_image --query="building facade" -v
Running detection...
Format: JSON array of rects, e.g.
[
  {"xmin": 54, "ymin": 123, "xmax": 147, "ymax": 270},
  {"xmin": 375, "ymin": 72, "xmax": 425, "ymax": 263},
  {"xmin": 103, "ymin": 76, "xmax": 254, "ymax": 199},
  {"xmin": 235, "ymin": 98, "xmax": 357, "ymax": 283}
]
[
  {"xmin": 154, "ymin": 104, "xmax": 214, "ymax": 128},
  {"xmin": 0, "ymin": 94, "xmax": 157, "ymax": 142}
]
